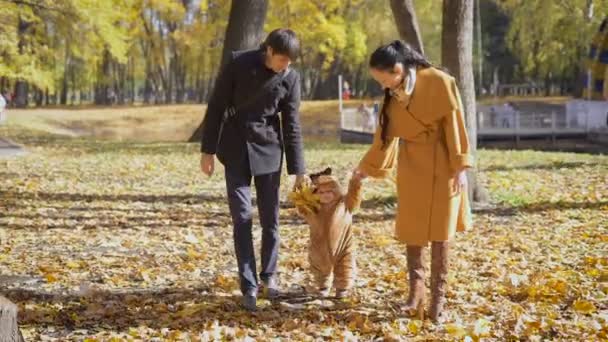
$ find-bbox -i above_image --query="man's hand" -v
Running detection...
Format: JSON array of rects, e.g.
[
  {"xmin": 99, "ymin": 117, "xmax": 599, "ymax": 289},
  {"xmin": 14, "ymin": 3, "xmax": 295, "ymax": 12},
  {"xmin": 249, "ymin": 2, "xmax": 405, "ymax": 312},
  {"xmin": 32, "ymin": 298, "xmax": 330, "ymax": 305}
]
[
  {"xmin": 200, "ymin": 153, "xmax": 215, "ymax": 177},
  {"xmin": 293, "ymin": 174, "xmax": 306, "ymax": 190}
]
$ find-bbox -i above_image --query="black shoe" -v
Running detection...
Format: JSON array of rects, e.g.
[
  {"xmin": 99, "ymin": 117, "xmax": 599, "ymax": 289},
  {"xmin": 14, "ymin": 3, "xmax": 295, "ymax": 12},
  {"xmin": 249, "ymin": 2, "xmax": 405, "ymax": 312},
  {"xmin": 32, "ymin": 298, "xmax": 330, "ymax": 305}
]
[
  {"xmin": 262, "ymin": 277, "xmax": 280, "ymax": 300},
  {"xmin": 241, "ymin": 293, "xmax": 257, "ymax": 311}
]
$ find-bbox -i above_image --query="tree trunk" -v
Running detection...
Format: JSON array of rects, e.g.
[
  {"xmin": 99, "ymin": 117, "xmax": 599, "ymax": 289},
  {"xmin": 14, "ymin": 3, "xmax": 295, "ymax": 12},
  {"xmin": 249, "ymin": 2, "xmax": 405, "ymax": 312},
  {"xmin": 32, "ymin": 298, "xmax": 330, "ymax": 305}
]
[
  {"xmin": 165, "ymin": 58, "xmax": 174, "ymax": 104},
  {"xmin": 221, "ymin": 0, "xmax": 269, "ymax": 66},
  {"xmin": 189, "ymin": 0, "xmax": 269, "ymax": 142},
  {"xmin": 196, "ymin": 76, "xmax": 203, "ymax": 103},
  {"xmin": 14, "ymin": 16, "xmax": 31, "ymax": 108},
  {"xmin": 475, "ymin": 0, "xmax": 483, "ymax": 95},
  {"xmin": 389, "ymin": 0, "xmax": 425, "ymax": 55},
  {"xmin": 315, "ymin": 57, "xmax": 343, "ymax": 99},
  {"xmin": 60, "ymin": 44, "xmax": 70, "ymax": 105},
  {"xmin": 143, "ymin": 61, "xmax": 154, "ymax": 104},
  {"xmin": 442, "ymin": 0, "xmax": 488, "ymax": 203},
  {"xmin": 173, "ymin": 54, "xmax": 187, "ymax": 104},
  {"xmin": 0, "ymin": 296, "xmax": 24, "ymax": 342},
  {"xmin": 115, "ymin": 62, "xmax": 126, "ymax": 105},
  {"xmin": 128, "ymin": 56, "xmax": 135, "ymax": 104},
  {"xmin": 60, "ymin": 76, "xmax": 68, "ymax": 106},
  {"xmin": 95, "ymin": 50, "xmax": 113, "ymax": 105},
  {"xmin": 35, "ymin": 88, "xmax": 43, "ymax": 106},
  {"xmin": 544, "ymin": 75, "xmax": 551, "ymax": 96},
  {"xmin": 0, "ymin": 77, "xmax": 7, "ymax": 93},
  {"xmin": 14, "ymin": 82, "xmax": 28, "ymax": 108}
]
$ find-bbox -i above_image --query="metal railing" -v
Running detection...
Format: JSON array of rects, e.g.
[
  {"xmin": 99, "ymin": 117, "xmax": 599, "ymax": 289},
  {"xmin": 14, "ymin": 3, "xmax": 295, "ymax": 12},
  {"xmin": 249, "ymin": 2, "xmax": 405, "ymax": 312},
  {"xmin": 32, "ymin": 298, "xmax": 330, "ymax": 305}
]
[
  {"xmin": 340, "ymin": 106, "xmax": 598, "ymax": 140},
  {"xmin": 340, "ymin": 107, "xmax": 377, "ymax": 134},
  {"xmin": 476, "ymin": 110, "xmax": 587, "ymax": 138}
]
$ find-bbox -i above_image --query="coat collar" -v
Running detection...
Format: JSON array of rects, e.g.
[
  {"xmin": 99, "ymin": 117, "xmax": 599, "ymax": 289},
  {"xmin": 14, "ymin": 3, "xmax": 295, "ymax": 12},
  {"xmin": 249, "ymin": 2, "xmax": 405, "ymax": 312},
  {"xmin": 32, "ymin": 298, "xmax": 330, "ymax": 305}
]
[{"xmin": 404, "ymin": 66, "xmax": 416, "ymax": 95}]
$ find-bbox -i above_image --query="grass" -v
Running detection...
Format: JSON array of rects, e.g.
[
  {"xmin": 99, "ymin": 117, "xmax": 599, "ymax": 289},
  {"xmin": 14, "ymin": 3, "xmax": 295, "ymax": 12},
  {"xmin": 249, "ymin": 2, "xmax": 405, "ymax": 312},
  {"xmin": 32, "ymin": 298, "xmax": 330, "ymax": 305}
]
[
  {"xmin": 7, "ymin": 100, "xmax": 367, "ymax": 143},
  {"xmin": 0, "ymin": 106, "xmax": 606, "ymax": 341}
]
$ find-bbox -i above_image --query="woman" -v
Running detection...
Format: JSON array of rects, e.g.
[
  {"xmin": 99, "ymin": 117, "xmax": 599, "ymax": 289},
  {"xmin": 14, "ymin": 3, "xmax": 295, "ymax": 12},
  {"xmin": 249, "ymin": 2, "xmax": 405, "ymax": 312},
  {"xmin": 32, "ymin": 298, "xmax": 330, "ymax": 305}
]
[{"xmin": 353, "ymin": 40, "xmax": 473, "ymax": 322}]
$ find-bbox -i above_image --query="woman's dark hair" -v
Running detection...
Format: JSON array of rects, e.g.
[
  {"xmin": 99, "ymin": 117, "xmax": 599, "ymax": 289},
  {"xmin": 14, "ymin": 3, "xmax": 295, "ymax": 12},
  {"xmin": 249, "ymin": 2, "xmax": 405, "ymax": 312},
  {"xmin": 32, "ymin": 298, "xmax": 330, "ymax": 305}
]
[
  {"xmin": 369, "ymin": 40, "xmax": 433, "ymax": 149},
  {"xmin": 261, "ymin": 28, "xmax": 300, "ymax": 60}
]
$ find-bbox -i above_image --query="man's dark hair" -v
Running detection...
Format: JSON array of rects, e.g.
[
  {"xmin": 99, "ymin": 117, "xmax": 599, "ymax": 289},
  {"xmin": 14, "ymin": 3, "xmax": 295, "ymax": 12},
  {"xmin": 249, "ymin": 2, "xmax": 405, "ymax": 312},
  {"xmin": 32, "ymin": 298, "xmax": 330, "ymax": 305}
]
[{"xmin": 262, "ymin": 28, "xmax": 300, "ymax": 60}]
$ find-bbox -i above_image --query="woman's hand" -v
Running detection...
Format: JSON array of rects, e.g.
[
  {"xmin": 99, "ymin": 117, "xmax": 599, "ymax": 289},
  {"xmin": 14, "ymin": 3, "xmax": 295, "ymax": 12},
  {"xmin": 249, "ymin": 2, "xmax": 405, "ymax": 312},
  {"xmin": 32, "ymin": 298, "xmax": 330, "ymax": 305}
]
[
  {"xmin": 453, "ymin": 169, "xmax": 468, "ymax": 194},
  {"xmin": 352, "ymin": 168, "xmax": 368, "ymax": 182}
]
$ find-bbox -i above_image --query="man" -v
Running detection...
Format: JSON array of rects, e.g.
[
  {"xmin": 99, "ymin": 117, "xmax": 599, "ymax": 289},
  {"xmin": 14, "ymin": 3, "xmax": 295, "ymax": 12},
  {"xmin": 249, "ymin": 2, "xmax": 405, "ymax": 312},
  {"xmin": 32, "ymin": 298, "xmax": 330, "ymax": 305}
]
[{"xmin": 199, "ymin": 29, "xmax": 306, "ymax": 311}]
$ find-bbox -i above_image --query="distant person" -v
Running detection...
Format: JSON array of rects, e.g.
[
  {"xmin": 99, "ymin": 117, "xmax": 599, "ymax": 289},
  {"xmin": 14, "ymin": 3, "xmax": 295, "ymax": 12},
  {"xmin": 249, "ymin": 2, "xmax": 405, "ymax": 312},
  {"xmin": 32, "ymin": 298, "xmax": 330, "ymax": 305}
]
[
  {"xmin": 357, "ymin": 103, "xmax": 375, "ymax": 132},
  {"xmin": 342, "ymin": 81, "xmax": 351, "ymax": 100},
  {"xmin": 501, "ymin": 103, "xmax": 512, "ymax": 128},
  {"xmin": 0, "ymin": 93, "xmax": 6, "ymax": 124},
  {"xmin": 372, "ymin": 101, "xmax": 379, "ymax": 115},
  {"xmin": 342, "ymin": 88, "xmax": 351, "ymax": 100}
]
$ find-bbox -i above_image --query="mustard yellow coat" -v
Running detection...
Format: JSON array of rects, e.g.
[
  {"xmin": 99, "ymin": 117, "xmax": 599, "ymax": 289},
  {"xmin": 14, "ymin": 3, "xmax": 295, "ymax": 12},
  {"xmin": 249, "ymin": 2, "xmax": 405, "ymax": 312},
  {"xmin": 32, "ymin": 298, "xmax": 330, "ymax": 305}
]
[{"xmin": 358, "ymin": 67, "xmax": 474, "ymax": 246}]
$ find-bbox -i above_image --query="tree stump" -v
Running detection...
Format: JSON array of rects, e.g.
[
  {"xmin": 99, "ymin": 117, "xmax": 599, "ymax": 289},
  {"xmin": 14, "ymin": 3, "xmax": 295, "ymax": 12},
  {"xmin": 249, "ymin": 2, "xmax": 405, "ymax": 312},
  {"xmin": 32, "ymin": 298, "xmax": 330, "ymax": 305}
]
[{"xmin": 0, "ymin": 296, "xmax": 23, "ymax": 342}]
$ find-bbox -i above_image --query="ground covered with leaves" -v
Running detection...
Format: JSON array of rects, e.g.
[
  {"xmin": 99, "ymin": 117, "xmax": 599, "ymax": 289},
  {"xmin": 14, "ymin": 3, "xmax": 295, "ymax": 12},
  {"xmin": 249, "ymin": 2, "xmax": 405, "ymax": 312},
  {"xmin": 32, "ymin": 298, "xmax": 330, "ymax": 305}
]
[{"xmin": 0, "ymin": 122, "xmax": 606, "ymax": 341}]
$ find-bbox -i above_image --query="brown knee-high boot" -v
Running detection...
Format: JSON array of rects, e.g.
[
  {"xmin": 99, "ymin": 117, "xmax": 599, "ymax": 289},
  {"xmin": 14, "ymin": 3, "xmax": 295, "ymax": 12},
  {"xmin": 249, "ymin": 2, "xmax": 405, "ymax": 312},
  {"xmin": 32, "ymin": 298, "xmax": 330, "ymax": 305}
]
[
  {"xmin": 403, "ymin": 245, "xmax": 425, "ymax": 318},
  {"xmin": 429, "ymin": 241, "xmax": 449, "ymax": 322}
]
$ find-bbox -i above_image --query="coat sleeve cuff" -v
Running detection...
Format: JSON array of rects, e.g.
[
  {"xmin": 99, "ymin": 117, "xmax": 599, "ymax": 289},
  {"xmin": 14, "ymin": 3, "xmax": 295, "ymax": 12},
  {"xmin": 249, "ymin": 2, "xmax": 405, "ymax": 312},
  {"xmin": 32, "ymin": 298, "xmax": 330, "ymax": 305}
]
[
  {"xmin": 287, "ymin": 163, "xmax": 306, "ymax": 175},
  {"xmin": 200, "ymin": 144, "xmax": 216, "ymax": 155},
  {"xmin": 452, "ymin": 153, "xmax": 475, "ymax": 170},
  {"xmin": 359, "ymin": 160, "xmax": 393, "ymax": 179}
]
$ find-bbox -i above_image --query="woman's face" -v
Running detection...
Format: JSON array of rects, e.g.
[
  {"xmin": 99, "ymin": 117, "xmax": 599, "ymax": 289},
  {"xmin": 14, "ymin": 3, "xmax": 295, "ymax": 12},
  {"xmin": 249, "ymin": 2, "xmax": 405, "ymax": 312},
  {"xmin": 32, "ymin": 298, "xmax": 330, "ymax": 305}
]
[{"xmin": 370, "ymin": 63, "xmax": 404, "ymax": 90}]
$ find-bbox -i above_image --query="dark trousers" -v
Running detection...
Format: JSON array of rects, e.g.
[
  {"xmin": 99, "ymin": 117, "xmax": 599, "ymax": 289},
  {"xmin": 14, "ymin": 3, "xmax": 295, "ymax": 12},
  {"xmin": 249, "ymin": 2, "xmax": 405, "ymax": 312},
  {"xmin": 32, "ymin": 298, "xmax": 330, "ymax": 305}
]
[{"xmin": 225, "ymin": 165, "xmax": 281, "ymax": 295}]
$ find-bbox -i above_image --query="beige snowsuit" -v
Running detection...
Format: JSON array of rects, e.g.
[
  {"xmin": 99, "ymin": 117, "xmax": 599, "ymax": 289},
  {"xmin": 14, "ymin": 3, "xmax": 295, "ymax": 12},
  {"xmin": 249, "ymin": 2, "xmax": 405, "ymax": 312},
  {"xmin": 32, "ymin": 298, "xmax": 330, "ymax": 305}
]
[{"xmin": 296, "ymin": 176, "xmax": 362, "ymax": 292}]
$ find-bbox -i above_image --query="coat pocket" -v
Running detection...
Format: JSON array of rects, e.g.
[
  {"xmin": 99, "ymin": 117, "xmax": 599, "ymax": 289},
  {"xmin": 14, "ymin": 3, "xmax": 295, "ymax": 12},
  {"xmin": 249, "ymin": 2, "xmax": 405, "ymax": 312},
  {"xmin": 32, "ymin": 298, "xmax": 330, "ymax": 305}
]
[{"xmin": 246, "ymin": 121, "xmax": 280, "ymax": 145}]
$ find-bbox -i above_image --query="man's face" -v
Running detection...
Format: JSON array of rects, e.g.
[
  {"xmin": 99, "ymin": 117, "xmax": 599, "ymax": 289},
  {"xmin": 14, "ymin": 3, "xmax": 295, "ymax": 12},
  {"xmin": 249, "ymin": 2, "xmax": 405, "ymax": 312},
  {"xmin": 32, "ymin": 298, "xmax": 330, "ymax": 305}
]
[{"xmin": 266, "ymin": 47, "xmax": 292, "ymax": 73}]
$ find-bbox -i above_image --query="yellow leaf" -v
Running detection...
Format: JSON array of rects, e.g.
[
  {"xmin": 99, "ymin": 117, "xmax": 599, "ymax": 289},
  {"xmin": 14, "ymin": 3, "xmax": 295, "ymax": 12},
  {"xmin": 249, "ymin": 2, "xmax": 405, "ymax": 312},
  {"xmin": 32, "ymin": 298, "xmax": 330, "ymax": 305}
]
[
  {"xmin": 445, "ymin": 323, "xmax": 467, "ymax": 338},
  {"xmin": 573, "ymin": 300, "xmax": 596, "ymax": 314},
  {"xmin": 288, "ymin": 183, "xmax": 321, "ymax": 214},
  {"xmin": 44, "ymin": 273, "xmax": 58, "ymax": 283},
  {"xmin": 214, "ymin": 274, "xmax": 236, "ymax": 291},
  {"xmin": 373, "ymin": 236, "xmax": 394, "ymax": 247},
  {"xmin": 66, "ymin": 261, "xmax": 80, "ymax": 269},
  {"xmin": 110, "ymin": 275, "xmax": 124, "ymax": 285},
  {"xmin": 128, "ymin": 327, "xmax": 140, "ymax": 337},
  {"xmin": 25, "ymin": 180, "xmax": 39, "ymax": 191},
  {"xmin": 407, "ymin": 320, "xmax": 422, "ymax": 334},
  {"xmin": 187, "ymin": 247, "xmax": 204, "ymax": 260}
]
